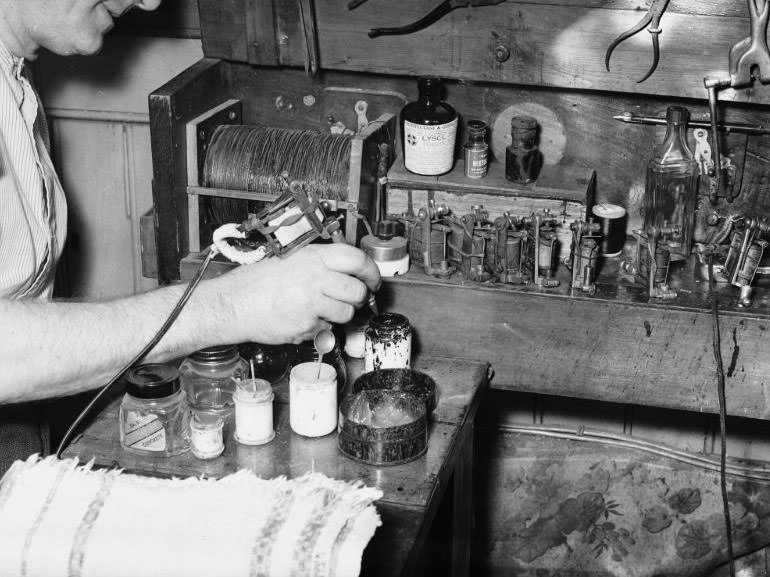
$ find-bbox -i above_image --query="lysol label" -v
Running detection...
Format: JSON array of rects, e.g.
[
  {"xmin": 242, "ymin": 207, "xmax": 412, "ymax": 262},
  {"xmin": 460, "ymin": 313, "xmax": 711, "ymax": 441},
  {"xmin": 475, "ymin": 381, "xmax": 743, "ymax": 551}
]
[{"xmin": 404, "ymin": 118, "xmax": 457, "ymax": 175}]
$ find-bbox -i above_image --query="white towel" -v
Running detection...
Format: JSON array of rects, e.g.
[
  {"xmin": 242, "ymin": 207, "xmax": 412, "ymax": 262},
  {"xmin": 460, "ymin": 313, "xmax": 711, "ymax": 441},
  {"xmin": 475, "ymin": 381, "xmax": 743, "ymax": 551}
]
[{"xmin": 0, "ymin": 456, "xmax": 382, "ymax": 577}]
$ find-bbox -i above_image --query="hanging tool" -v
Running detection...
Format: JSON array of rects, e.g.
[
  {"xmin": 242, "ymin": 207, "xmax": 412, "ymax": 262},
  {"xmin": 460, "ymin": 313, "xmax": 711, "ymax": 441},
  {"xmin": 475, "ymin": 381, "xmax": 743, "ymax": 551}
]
[
  {"xmin": 604, "ymin": 0, "xmax": 672, "ymax": 83},
  {"xmin": 368, "ymin": 0, "xmax": 506, "ymax": 38},
  {"xmin": 704, "ymin": 0, "xmax": 770, "ymax": 204},
  {"xmin": 298, "ymin": 0, "xmax": 320, "ymax": 76}
]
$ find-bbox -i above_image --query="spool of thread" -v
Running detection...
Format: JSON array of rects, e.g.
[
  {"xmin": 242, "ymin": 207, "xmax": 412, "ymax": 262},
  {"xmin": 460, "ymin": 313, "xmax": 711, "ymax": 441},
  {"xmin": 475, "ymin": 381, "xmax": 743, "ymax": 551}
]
[
  {"xmin": 233, "ymin": 378, "xmax": 275, "ymax": 445},
  {"xmin": 289, "ymin": 362, "xmax": 338, "ymax": 437},
  {"xmin": 591, "ymin": 204, "xmax": 628, "ymax": 257},
  {"xmin": 364, "ymin": 313, "xmax": 412, "ymax": 373}
]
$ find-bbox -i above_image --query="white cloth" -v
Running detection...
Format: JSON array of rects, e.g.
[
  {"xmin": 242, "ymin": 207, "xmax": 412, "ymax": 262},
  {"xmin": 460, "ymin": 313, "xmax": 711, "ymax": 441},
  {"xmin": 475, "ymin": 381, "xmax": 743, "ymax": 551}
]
[
  {"xmin": 0, "ymin": 456, "xmax": 383, "ymax": 577},
  {"xmin": 0, "ymin": 39, "xmax": 67, "ymax": 300}
]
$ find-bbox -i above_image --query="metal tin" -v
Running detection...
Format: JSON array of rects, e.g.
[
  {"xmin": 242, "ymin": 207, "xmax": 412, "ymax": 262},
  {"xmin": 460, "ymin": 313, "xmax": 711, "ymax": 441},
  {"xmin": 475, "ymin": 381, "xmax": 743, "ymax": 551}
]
[{"xmin": 338, "ymin": 389, "xmax": 427, "ymax": 466}]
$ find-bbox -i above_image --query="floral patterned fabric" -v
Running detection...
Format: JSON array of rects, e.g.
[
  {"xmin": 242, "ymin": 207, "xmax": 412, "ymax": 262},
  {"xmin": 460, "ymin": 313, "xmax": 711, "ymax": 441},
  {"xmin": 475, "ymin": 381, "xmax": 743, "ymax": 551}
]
[{"xmin": 480, "ymin": 430, "xmax": 770, "ymax": 577}]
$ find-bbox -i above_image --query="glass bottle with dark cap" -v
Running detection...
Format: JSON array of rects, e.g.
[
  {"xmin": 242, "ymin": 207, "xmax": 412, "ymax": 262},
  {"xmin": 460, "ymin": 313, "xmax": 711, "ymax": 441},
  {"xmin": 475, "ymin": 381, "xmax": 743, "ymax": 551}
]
[
  {"xmin": 643, "ymin": 106, "xmax": 699, "ymax": 258},
  {"xmin": 505, "ymin": 115, "xmax": 543, "ymax": 184},
  {"xmin": 401, "ymin": 76, "xmax": 458, "ymax": 176},
  {"xmin": 119, "ymin": 364, "xmax": 190, "ymax": 456}
]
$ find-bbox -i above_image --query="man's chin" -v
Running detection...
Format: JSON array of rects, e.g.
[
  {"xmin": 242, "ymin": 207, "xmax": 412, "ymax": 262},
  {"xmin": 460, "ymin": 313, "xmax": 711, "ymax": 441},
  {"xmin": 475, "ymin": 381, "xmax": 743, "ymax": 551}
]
[{"xmin": 72, "ymin": 34, "xmax": 107, "ymax": 57}]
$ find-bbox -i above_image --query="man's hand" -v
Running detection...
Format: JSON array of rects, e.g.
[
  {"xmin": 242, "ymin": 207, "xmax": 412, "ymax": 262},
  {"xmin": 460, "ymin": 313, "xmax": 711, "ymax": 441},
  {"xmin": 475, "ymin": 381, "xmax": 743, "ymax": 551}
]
[{"xmin": 202, "ymin": 243, "xmax": 381, "ymax": 345}]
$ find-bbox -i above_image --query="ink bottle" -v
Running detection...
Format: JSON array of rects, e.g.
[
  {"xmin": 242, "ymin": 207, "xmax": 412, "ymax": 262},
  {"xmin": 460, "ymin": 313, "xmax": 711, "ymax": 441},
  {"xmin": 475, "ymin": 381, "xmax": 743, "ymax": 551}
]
[
  {"xmin": 401, "ymin": 77, "xmax": 458, "ymax": 176},
  {"xmin": 463, "ymin": 120, "xmax": 489, "ymax": 178},
  {"xmin": 289, "ymin": 363, "xmax": 338, "ymax": 437},
  {"xmin": 505, "ymin": 115, "xmax": 542, "ymax": 184},
  {"xmin": 120, "ymin": 364, "xmax": 190, "ymax": 456},
  {"xmin": 294, "ymin": 338, "xmax": 347, "ymax": 399},
  {"xmin": 179, "ymin": 345, "xmax": 247, "ymax": 421},
  {"xmin": 643, "ymin": 106, "xmax": 699, "ymax": 258}
]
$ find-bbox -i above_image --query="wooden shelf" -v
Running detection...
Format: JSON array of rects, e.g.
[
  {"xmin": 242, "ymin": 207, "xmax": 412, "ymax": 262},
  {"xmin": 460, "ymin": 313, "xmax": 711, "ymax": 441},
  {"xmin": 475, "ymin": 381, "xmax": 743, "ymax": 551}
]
[{"xmin": 387, "ymin": 157, "xmax": 595, "ymax": 205}]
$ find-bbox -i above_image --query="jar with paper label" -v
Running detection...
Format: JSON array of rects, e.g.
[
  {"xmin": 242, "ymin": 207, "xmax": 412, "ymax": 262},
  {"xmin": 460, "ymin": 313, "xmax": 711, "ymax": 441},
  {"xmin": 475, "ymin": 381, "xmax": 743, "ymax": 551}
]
[
  {"xmin": 401, "ymin": 77, "xmax": 458, "ymax": 176},
  {"xmin": 119, "ymin": 364, "xmax": 190, "ymax": 456}
]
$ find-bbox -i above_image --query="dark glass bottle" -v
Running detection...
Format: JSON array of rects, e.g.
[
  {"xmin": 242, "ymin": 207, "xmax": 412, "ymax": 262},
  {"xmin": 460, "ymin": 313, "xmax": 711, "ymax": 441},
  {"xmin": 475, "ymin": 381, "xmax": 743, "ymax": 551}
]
[
  {"xmin": 643, "ymin": 106, "xmax": 699, "ymax": 258},
  {"xmin": 505, "ymin": 115, "xmax": 542, "ymax": 183},
  {"xmin": 401, "ymin": 77, "xmax": 458, "ymax": 176}
]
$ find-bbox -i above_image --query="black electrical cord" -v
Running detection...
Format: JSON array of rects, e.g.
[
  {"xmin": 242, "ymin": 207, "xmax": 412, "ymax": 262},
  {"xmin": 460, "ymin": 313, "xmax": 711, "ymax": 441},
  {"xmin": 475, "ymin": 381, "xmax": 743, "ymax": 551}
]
[
  {"xmin": 708, "ymin": 253, "xmax": 736, "ymax": 577},
  {"xmin": 55, "ymin": 249, "xmax": 218, "ymax": 458}
]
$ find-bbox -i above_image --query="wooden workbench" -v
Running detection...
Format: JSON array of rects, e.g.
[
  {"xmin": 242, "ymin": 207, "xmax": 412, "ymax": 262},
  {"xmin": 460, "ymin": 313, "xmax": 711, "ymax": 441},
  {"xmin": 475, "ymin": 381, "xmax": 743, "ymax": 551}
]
[{"xmin": 62, "ymin": 357, "xmax": 489, "ymax": 577}]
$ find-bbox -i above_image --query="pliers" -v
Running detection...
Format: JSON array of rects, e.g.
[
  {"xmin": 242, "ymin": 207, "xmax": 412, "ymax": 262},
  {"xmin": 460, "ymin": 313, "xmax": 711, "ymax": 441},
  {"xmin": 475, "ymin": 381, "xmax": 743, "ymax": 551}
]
[
  {"xmin": 605, "ymin": 0, "xmax": 672, "ymax": 83},
  {"xmin": 363, "ymin": 0, "xmax": 506, "ymax": 39}
]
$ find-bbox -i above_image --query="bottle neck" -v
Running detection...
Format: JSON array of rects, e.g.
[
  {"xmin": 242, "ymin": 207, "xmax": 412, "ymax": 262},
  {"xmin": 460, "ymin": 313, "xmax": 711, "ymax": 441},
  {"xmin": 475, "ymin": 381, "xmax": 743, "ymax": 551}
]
[
  {"xmin": 657, "ymin": 122, "xmax": 693, "ymax": 161},
  {"xmin": 418, "ymin": 80, "xmax": 441, "ymax": 106}
]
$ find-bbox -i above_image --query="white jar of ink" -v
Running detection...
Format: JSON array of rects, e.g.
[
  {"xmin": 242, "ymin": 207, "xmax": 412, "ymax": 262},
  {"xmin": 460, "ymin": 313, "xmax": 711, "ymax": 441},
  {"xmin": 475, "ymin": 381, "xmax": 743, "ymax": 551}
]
[
  {"xmin": 289, "ymin": 362, "xmax": 337, "ymax": 437},
  {"xmin": 233, "ymin": 378, "xmax": 275, "ymax": 445}
]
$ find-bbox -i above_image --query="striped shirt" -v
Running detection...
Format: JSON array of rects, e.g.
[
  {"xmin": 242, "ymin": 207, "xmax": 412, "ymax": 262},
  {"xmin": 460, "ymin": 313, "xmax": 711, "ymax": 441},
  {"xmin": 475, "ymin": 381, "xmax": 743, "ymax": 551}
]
[{"xmin": 0, "ymin": 39, "xmax": 66, "ymax": 300}]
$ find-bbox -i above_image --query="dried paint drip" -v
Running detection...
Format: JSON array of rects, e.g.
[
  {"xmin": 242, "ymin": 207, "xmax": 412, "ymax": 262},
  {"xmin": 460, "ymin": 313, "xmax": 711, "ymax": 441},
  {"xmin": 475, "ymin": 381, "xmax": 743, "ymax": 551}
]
[{"xmin": 364, "ymin": 313, "xmax": 412, "ymax": 373}]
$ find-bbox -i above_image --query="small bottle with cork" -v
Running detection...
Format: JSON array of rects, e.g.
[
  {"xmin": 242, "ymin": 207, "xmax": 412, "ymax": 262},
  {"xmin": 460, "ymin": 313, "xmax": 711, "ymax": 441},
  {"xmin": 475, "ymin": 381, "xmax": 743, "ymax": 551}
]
[
  {"xmin": 463, "ymin": 120, "xmax": 489, "ymax": 179},
  {"xmin": 505, "ymin": 115, "xmax": 543, "ymax": 184}
]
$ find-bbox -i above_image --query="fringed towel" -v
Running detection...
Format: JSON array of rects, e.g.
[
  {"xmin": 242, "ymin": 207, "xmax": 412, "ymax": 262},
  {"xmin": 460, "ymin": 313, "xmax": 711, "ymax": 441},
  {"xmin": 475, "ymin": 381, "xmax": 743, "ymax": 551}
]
[{"xmin": 0, "ymin": 455, "xmax": 382, "ymax": 577}]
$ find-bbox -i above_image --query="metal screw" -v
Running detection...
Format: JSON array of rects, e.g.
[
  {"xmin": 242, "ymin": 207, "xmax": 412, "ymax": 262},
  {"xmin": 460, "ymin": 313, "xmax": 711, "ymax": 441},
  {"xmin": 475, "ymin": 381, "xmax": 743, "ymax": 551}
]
[
  {"xmin": 228, "ymin": 111, "xmax": 237, "ymax": 121},
  {"xmin": 494, "ymin": 44, "xmax": 511, "ymax": 63}
]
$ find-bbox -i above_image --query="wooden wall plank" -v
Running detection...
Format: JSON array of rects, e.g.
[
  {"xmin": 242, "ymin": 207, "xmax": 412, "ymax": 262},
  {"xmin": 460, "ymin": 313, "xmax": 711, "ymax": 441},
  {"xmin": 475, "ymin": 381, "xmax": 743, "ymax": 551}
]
[
  {"xmin": 198, "ymin": 0, "xmax": 250, "ymax": 62},
  {"xmin": 276, "ymin": 0, "xmax": 768, "ymax": 102},
  {"xmin": 379, "ymin": 273, "xmax": 770, "ymax": 421}
]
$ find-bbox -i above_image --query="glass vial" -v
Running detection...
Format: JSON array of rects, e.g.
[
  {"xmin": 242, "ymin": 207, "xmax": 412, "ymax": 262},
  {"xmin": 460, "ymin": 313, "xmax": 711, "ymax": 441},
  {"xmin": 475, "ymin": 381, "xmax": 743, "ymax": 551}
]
[
  {"xmin": 463, "ymin": 120, "xmax": 489, "ymax": 178},
  {"xmin": 364, "ymin": 313, "xmax": 412, "ymax": 372},
  {"xmin": 643, "ymin": 106, "xmax": 699, "ymax": 258},
  {"xmin": 119, "ymin": 364, "xmax": 190, "ymax": 457},
  {"xmin": 505, "ymin": 116, "xmax": 542, "ymax": 184},
  {"xmin": 179, "ymin": 345, "xmax": 247, "ymax": 421},
  {"xmin": 190, "ymin": 412, "xmax": 224, "ymax": 459},
  {"xmin": 289, "ymin": 362, "xmax": 338, "ymax": 437},
  {"xmin": 401, "ymin": 77, "xmax": 458, "ymax": 176}
]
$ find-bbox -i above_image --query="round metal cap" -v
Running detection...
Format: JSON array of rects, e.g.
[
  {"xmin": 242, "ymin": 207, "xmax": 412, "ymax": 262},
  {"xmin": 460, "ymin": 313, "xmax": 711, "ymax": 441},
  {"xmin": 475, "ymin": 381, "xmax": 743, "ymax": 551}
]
[{"xmin": 126, "ymin": 364, "xmax": 180, "ymax": 400}]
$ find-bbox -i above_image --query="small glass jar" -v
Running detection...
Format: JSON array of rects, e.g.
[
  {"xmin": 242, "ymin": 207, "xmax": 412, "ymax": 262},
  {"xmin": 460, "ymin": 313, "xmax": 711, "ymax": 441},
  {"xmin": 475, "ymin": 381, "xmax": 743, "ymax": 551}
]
[
  {"xmin": 190, "ymin": 412, "xmax": 224, "ymax": 459},
  {"xmin": 505, "ymin": 115, "xmax": 543, "ymax": 184},
  {"xmin": 289, "ymin": 362, "xmax": 337, "ymax": 437},
  {"xmin": 233, "ymin": 378, "xmax": 275, "ymax": 445},
  {"xmin": 119, "ymin": 364, "xmax": 190, "ymax": 456},
  {"xmin": 463, "ymin": 120, "xmax": 489, "ymax": 179},
  {"xmin": 179, "ymin": 345, "xmax": 247, "ymax": 421},
  {"xmin": 364, "ymin": 313, "xmax": 412, "ymax": 372}
]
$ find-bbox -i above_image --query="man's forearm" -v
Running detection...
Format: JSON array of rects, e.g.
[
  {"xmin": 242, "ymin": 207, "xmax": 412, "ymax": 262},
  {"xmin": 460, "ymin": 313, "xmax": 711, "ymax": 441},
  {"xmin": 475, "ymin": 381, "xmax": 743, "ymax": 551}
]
[{"xmin": 0, "ymin": 282, "xmax": 227, "ymax": 403}]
